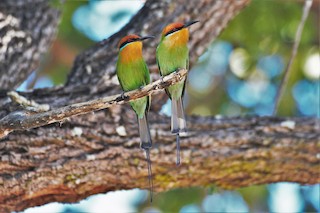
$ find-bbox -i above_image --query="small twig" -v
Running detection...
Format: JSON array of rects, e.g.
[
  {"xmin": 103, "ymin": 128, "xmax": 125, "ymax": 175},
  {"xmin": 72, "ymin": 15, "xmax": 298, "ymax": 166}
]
[
  {"xmin": 273, "ymin": 0, "xmax": 313, "ymax": 115},
  {"xmin": 7, "ymin": 91, "xmax": 50, "ymax": 112},
  {"xmin": 0, "ymin": 69, "xmax": 187, "ymax": 138}
]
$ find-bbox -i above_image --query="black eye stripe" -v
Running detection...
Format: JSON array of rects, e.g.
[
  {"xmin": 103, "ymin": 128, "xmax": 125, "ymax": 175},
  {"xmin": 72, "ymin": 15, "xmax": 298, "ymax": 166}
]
[
  {"xmin": 119, "ymin": 38, "xmax": 139, "ymax": 49},
  {"xmin": 165, "ymin": 26, "xmax": 184, "ymax": 36}
]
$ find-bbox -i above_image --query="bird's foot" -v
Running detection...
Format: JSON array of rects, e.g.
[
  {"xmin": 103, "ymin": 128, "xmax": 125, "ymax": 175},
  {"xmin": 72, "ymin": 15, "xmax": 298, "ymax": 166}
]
[
  {"xmin": 120, "ymin": 91, "xmax": 126, "ymax": 100},
  {"xmin": 175, "ymin": 68, "xmax": 182, "ymax": 73},
  {"xmin": 159, "ymin": 76, "xmax": 166, "ymax": 88}
]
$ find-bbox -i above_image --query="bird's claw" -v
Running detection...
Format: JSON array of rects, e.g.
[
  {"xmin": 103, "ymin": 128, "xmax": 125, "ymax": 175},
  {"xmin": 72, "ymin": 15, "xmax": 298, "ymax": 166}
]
[
  {"xmin": 160, "ymin": 76, "xmax": 165, "ymax": 86},
  {"xmin": 120, "ymin": 92, "xmax": 126, "ymax": 100},
  {"xmin": 175, "ymin": 68, "xmax": 182, "ymax": 73}
]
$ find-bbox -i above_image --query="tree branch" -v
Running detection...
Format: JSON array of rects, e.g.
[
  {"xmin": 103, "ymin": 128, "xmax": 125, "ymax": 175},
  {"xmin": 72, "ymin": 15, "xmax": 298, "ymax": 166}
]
[
  {"xmin": 273, "ymin": 0, "xmax": 313, "ymax": 114},
  {"xmin": 0, "ymin": 115, "xmax": 319, "ymax": 212},
  {"xmin": 0, "ymin": 69, "xmax": 187, "ymax": 138}
]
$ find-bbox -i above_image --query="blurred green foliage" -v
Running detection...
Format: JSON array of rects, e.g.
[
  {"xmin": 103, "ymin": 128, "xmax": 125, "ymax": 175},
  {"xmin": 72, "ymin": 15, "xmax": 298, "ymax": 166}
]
[
  {"xmin": 58, "ymin": 0, "xmax": 93, "ymax": 49},
  {"xmin": 139, "ymin": 187, "xmax": 206, "ymax": 212},
  {"xmin": 187, "ymin": 0, "xmax": 318, "ymax": 117}
]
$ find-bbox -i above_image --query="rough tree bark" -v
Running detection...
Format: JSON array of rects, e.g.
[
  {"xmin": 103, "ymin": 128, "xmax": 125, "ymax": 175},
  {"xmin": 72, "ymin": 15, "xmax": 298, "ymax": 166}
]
[
  {"xmin": 0, "ymin": 0, "xmax": 319, "ymax": 212},
  {"xmin": 0, "ymin": 0, "xmax": 60, "ymax": 89},
  {"xmin": 1, "ymin": 115, "xmax": 319, "ymax": 212}
]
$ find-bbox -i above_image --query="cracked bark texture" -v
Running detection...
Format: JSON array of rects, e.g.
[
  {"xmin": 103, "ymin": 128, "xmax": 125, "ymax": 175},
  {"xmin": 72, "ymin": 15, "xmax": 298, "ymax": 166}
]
[
  {"xmin": 0, "ymin": 115, "xmax": 319, "ymax": 212},
  {"xmin": 2, "ymin": 0, "xmax": 318, "ymax": 212}
]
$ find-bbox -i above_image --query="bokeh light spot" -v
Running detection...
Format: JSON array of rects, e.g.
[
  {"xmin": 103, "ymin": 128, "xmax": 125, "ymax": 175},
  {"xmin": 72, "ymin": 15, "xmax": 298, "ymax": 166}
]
[
  {"xmin": 268, "ymin": 183, "xmax": 304, "ymax": 213},
  {"xmin": 72, "ymin": 1, "xmax": 143, "ymax": 41},
  {"xmin": 230, "ymin": 48, "xmax": 251, "ymax": 78},
  {"xmin": 303, "ymin": 52, "xmax": 320, "ymax": 80},
  {"xmin": 258, "ymin": 55, "xmax": 284, "ymax": 78},
  {"xmin": 292, "ymin": 79, "xmax": 319, "ymax": 116}
]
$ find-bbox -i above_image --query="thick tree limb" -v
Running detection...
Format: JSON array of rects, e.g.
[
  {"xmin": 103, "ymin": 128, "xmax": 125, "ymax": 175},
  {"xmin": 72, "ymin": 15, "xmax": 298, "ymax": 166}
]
[
  {"xmin": 0, "ymin": 115, "xmax": 319, "ymax": 212},
  {"xmin": 0, "ymin": 69, "xmax": 187, "ymax": 138}
]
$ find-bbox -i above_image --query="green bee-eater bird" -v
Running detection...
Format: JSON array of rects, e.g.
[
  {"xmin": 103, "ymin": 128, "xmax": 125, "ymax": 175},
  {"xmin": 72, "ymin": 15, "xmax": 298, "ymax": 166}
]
[
  {"xmin": 156, "ymin": 21, "xmax": 199, "ymax": 165},
  {"xmin": 116, "ymin": 34, "xmax": 154, "ymax": 201}
]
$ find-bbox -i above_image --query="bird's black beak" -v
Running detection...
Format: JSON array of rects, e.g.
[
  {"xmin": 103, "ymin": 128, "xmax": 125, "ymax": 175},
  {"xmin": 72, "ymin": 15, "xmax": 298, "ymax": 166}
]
[
  {"xmin": 184, "ymin": 20, "xmax": 199, "ymax": 28},
  {"xmin": 139, "ymin": 35, "xmax": 155, "ymax": 41}
]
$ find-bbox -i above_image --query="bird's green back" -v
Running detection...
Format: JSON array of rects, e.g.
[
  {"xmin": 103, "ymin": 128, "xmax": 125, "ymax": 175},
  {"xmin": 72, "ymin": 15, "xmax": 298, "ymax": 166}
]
[
  {"xmin": 156, "ymin": 40, "xmax": 188, "ymax": 99},
  {"xmin": 116, "ymin": 53, "xmax": 150, "ymax": 118}
]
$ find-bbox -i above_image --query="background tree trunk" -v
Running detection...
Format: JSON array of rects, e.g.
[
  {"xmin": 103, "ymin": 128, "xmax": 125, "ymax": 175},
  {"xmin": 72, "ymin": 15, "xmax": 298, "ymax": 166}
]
[
  {"xmin": 0, "ymin": 0, "xmax": 60, "ymax": 89},
  {"xmin": 1, "ymin": 0, "xmax": 319, "ymax": 212}
]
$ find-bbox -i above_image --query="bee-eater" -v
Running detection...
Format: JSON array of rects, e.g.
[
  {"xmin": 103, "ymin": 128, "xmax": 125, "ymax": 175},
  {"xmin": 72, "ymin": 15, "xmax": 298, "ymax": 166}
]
[
  {"xmin": 156, "ymin": 20, "xmax": 199, "ymax": 165},
  {"xmin": 116, "ymin": 34, "xmax": 154, "ymax": 201}
]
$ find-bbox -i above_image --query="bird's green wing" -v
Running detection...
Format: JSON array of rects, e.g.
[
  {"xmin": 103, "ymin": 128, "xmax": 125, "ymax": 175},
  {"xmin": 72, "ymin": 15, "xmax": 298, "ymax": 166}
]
[
  {"xmin": 156, "ymin": 50, "xmax": 163, "ymax": 77},
  {"xmin": 156, "ymin": 45, "xmax": 172, "ymax": 99},
  {"xmin": 181, "ymin": 57, "xmax": 189, "ymax": 96},
  {"xmin": 116, "ymin": 62, "xmax": 126, "ymax": 91},
  {"xmin": 142, "ymin": 61, "xmax": 150, "ymax": 85},
  {"xmin": 141, "ymin": 60, "xmax": 151, "ymax": 112}
]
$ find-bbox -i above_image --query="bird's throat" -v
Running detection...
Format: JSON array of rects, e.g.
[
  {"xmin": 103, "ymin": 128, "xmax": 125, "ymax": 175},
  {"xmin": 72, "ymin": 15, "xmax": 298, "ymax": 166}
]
[
  {"xmin": 163, "ymin": 28, "xmax": 189, "ymax": 48},
  {"xmin": 119, "ymin": 42, "xmax": 143, "ymax": 64}
]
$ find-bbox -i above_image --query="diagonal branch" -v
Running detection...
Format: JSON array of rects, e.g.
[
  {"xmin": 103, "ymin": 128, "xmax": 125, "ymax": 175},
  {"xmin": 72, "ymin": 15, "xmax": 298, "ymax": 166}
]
[
  {"xmin": 273, "ymin": 0, "xmax": 313, "ymax": 114},
  {"xmin": 0, "ymin": 69, "xmax": 187, "ymax": 138}
]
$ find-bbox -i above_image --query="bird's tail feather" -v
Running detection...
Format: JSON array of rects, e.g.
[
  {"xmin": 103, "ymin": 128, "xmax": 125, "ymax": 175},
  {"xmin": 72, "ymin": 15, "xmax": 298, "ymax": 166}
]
[
  {"xmin": 138, "ymin": 114, "xmax": 153, "ymax": 202},
  {"xmin": 145, "ymin": 148, "xmax": 153, "ymax": 202},
  {"xmin": 138, "ymin": 115, "xmax": 152, "ymax": 149},
  {"xmin": 171, "ymin": 97, "xmax": 187, "ymax": 134},
  {"xmin": 171, "ymin": 97, "xmax": 186, "ymax": 165}
]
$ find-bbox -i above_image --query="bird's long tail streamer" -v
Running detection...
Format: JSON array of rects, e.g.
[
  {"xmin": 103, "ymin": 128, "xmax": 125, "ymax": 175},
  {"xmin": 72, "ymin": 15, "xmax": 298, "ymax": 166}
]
[
  {"xmin": 171, "ymin": 97, "xmax": 187, "ymax": 134},
  {"xmin": 145, "ymin": 148, "xmax": 153, "ymax": 202},
  {"xmin": 176, "ymin": 133, "xmax": 180, "ymax": 165}
]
